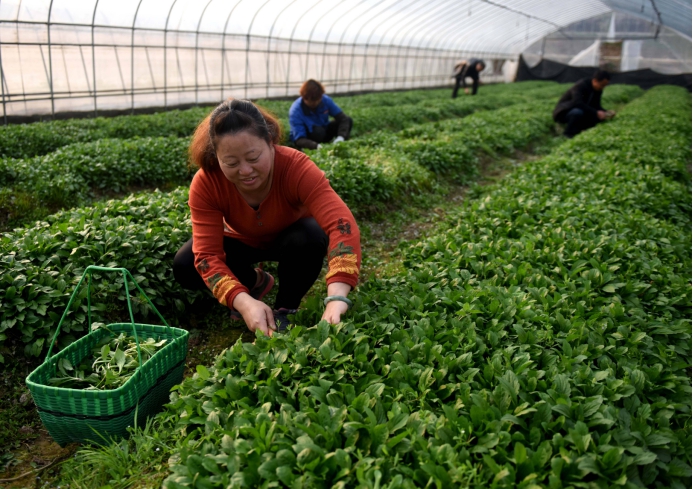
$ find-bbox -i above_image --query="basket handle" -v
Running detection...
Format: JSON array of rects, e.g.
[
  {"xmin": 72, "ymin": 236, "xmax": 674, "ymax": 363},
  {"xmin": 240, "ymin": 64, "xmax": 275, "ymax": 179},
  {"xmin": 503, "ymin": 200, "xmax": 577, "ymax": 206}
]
[{"xmin": 44, "ymin": 266, "xmax": 172, "ymax": 368}]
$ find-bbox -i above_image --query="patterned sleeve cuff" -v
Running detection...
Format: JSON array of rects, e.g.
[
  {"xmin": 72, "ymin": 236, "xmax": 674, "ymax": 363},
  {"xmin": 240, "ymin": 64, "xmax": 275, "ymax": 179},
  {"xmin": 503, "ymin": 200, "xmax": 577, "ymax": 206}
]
[
  {"xmin": 326, "ymin": 252, "xmax": 358, "ymax": 276},
  {"xmin": 224, "ymin": 286, "xmax": 250, "ymax": 311},
  {"xmin": 326, "ymin": 273, "xmax": 358, "ymax": 289},
  {"xmin": 205, "ymin": 273, "xmax": 249, "ymax": 309}
]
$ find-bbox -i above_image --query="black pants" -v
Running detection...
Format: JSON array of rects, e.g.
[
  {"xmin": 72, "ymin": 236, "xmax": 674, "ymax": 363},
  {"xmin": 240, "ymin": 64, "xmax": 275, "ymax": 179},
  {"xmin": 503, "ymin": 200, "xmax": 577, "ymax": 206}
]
[
  {"xmin": 559, "ymin": 108, "xmax": 600, "ymax": 138},
  {"xmin": 307, "ymin": 117, "xmax": 353, "ymax": 143},
  {"xmin": 173, "ymin": 218, "xmax": 328, "ymax": 309},
  {"xmin": 452, "ymin": 76, "xmax": 478, "ymax": 97}
]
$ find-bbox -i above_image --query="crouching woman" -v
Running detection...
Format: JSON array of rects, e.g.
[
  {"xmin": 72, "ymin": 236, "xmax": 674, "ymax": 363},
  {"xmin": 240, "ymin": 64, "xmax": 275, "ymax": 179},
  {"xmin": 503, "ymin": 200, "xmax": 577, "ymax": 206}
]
[{"xmin": 173, "ymin": 99, "xmax": 360, "ymax": 336}]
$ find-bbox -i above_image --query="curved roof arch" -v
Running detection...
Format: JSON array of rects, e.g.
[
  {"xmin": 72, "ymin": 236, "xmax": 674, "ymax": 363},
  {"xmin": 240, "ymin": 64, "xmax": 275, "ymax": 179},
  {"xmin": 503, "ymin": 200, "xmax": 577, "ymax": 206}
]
[
  {"xmin": 0, "ymin": 0, "xmax": 689, "ymax": 53},
  {"xmin": 0, "ymin": 0, "xmax": 687, "ymax": 119}
]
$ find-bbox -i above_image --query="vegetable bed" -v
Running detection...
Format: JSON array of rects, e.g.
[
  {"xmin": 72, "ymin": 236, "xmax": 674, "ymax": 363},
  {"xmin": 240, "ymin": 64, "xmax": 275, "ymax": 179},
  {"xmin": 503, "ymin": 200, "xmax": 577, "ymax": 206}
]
[
  {"xmin": 2, "ymin": 84, "xmax": 645, "ymax": 363},
  {"xmin": 0, "ymin": 82, "xmax": 573, "ymax": 228},
  {"xmin": 0, "ymin": 81, "xmax": 563, "ymax": 160},
  {"xmin": 161, "ymin": 86, "xmax": 691, "ymax": 488}
]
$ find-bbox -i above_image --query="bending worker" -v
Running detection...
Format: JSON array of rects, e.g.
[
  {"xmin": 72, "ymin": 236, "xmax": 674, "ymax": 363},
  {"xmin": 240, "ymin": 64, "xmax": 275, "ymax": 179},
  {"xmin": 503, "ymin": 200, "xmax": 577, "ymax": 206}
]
[
  {"xmin": 553, "ymin": 70, "xmax": 614, "ymax": 138},
  {"xmin": 452, "ymin": 59, "xmax": 485, "ymax": 97},
  {"xmin": 173, "ymin": 99, "xmax": 361, "ymax": 336},
  {"xmin": 289, "ymin": 79, "xmax": 353, "ymax": 150}
]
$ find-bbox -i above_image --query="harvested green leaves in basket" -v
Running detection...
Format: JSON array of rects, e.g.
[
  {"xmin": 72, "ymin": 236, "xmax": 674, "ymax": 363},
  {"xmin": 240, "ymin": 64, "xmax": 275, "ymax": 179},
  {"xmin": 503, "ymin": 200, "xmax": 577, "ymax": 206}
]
[{"xmin": 48, "ymin": 324, "xmax": 167, "ymax": 390}]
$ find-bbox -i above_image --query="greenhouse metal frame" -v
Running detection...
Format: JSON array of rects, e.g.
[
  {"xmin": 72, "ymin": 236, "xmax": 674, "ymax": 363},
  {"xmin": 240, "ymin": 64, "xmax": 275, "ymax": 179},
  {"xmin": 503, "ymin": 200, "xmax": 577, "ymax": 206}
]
[{"xmin": 0, "ymin": 0, "xmax": 689, "ymax": 121}]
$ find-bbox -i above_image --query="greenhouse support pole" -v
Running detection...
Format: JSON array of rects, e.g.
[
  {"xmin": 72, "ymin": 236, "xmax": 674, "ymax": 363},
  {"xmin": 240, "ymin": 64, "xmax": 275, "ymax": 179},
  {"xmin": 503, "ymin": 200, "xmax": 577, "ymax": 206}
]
[
  {"xmin": 0, "ymin": 0, "xmax": 6, "ymax": 126},
  {"xmin": 265, "ymin": 0, "xmax": 299, "ymax": 99},
  {"xmin": 163, "ymin": 0, "xmax": 178, "ymax": 109},
  {"xmin": 303, "ymin": 0, "xmax": 338, "ymax": 82},
  {"xmin": 399, "ymin": 0, "xmax": 459, "ymax": 88},
  {"xmin": 220, "ymin": 1, "xmax": 243, "ymax": 102},
  {"xmin": 346, "ymin": 0, "xmax": 407, "ymax": 94},
  {"xmin": 412, "ymin": 3, "xmax": 467, "ymax": 87},
  {"xmin": 439, "ymin": 34, "xmax": 472, "ymax": 75},
  {"xmin": 0, "ymin": 1, "xmax": 3, "ymax": 123},
  {"xmin": 371, "ymin": 0, "xmax": 435, "ymax": 90},
  {"xmin": 47, "ymin": 0, "xmax": 55, "ymax": 117},
  {"xmin": 390, "ymin": 0, "xmax": 451, "ymax": 89},
  {"xmin": 649, "ymin": 0, "xmax": 663, "ymax": 38},
  {"xmin": 541, "ymin": 37, "xmax": 546, "ymax": 58},
  {"xmin": 0, "ymin": 29, "xmax": 6, "ymax": 125},
  {"xmin": 245, "ymin": 0, "xmax": 271, "ymax": 100},
  {"xmin": 462, "ymin": 10, "xmax": 523, "ymax": 64},
  {"xmin": 194, "ymin": 0, "xmax": 214, "ymax": 106},
  {"xmin": 91, "ymin": 0, "xmax": 100, "ymax": 117},
  {"xmin": 442, "ymin": 5, "xmax": 500, "ymax": 60},
  {"xmin": 284, "ymin": 0, "xmax": 322, "ymax": 97},
  {"xmin": 359, "ymin": 0, "xmax": 421, "ymax": 91},
  {"xmin": 334, "ymin": 0, "xmax": 387, "ymax": 92},
  {"xmin": 387, "ymin": 0, "xmax": 444, "ymax": 89},
  {"xmin": 435, "ymin": 4, "xmax": 489, "ymax": 68},
  {"xmin": 319, "ymin": 0, "xmax": 369, "ymax": 87},
  {"xmin": 130, "ymin": 0, "xmax": 143, "ymax": 114},
  {"xmin": 424, "ymin": 4, "xmax": 475, "ymax": 84},
  {"xmin": 419, "ymin": 1, "xmax": 471, "ymax": 86}
]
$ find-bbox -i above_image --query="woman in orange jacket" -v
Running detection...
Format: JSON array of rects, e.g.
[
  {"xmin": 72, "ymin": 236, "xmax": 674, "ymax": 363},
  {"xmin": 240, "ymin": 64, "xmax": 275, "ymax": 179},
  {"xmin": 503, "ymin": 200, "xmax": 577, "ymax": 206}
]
[{"xmin": 173, "ymin": 99, "xmax": 361, "ymax": 336}]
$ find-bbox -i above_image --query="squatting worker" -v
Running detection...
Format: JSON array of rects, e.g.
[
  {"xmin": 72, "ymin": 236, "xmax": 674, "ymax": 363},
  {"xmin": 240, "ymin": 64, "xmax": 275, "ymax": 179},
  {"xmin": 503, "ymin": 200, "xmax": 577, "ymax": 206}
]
[
  {"xmin": 289, "ymin": 79, "xmax": 353, "ymax": 150},
  {"xmin": 452, "ymin": 58, "xmax": 485, "ymax": 98},
  {"xmin": 553, "ymin": 70, "xmax": 615, "ymax": 138},
  {"xmin": 173, "ymin": 99, "xmax": 361, "ymax": 336}
]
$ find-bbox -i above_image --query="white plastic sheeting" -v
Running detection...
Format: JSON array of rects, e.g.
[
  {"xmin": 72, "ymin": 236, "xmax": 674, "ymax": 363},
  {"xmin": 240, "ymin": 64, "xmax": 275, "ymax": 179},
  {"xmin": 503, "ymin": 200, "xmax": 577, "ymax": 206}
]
[
  {"xmin": 569, "ymin": 40, "xmax": 601, "ymax": 66},
  {"xmin": 523, "ymin": 9, "xmax": 691, "ymax": 74},
  {"xmin": 0, "ymin": 0, "xmax": 689, "ymax": 119}
]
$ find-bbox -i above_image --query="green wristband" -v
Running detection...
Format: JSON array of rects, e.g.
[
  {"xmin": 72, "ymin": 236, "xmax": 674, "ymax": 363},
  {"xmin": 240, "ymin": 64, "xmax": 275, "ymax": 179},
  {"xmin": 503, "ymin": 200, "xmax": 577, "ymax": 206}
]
[{"xmin": 324, "ymin": 295, "xmax": 353, "ymax": 310}]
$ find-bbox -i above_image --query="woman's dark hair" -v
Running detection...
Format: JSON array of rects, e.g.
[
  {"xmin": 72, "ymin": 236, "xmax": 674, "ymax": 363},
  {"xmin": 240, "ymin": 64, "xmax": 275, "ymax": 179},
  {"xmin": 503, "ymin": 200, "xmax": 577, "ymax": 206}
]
[
  {"xmin": 593, "ymin": 69, "xmax": 611, "ymax": 81},
  {"xmin": 189, "ymin": 99, "xmax": 282, "ymax": 172},
  {"xmin": 299, "ymin": 79, "xmax": 325, "ymax": 102}
]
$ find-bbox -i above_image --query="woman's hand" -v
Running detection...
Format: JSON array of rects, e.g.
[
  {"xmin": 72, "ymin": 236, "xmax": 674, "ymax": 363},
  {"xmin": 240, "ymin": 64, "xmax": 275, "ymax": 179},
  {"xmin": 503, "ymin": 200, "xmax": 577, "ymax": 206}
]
[
  {"xmin": 322, "ymin": 300, "xmax": 349, "ymax": 324},
  {"xmin": 322, "ymin": 282, "xmax": 352, "ymax": 325},
  {"xmin": 233, "ymin": 292, "xmax": 276, "ymax": 337}
]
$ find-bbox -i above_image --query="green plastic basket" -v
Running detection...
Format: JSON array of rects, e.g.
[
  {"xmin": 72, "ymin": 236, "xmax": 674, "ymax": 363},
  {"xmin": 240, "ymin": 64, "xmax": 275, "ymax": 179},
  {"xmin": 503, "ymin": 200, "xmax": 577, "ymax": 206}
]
[{"xmin": 25, "ymin": 266, "xmax": 189, "ymax": 447}]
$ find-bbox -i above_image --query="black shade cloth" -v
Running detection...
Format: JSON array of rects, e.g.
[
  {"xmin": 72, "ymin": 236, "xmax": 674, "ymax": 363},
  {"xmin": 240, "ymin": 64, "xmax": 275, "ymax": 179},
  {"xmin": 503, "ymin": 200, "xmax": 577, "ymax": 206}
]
[{"xmin": 516, "ymin": 55, "xmax": 691, "ymax": 91}]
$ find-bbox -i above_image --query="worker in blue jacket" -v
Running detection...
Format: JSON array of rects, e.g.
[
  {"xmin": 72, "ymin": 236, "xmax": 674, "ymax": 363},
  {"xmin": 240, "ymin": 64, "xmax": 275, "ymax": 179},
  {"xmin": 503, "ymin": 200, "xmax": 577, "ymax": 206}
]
[{"xmin": 289, "ymin": 79, "xmax": 353, "ymax": 150}]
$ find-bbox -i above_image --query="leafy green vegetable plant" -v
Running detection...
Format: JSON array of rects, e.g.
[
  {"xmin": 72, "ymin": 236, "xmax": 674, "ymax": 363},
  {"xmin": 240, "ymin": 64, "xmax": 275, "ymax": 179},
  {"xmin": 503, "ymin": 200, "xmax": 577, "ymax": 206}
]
[
  {"xmin": 0, "ymin": 81, "xmax": 568, "ymax": 160},
  {"xmin": 1, "ymin": 83, "xmax": 629, "ymax": 362},
  {"xmin": 158, "ymin": 86, "xmax": 690, "ymax": 488},
  {"xmin": 48, "ymin": 324, "xmax": 167, "ymax": 390},
  {"xmin": 0, "ymin": 82, "xmax": 578, "ymax": 228}
]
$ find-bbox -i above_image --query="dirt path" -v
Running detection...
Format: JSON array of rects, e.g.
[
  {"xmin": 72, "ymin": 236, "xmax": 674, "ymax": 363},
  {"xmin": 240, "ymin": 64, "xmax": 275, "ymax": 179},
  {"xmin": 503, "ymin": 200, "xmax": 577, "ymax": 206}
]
[{"xmin": 359, "ymin": 147, "xmax": 551, "ymax": 279}]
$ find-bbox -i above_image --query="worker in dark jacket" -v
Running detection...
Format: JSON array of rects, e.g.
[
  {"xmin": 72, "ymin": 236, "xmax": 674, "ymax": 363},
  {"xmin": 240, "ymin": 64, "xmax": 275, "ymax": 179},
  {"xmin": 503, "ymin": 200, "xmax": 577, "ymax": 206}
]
[
  {"xmin": 553, "ymin": 70, "xmax": 615, "ymax": 138},
  {"xmin": 452, "ymin": 59, "xmax": 485, "ymax": 97},
  {"xmin": 289, "ymin": 79, "xmax": 353, "ymax": 151}
]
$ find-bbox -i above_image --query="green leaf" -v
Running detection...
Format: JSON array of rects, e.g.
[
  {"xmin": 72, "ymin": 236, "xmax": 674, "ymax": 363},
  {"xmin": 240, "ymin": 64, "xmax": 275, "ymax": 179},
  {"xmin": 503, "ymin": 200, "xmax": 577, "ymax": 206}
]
[
  {"xmin": 646, "ymin": 433, "xmax": 674, "ymax": 446},
  {"xmin": 578, "ymin": 456, "xmax": 602, "ymax": 476},
  {"xmin": 114, "ymin": 348, "xmax": 126, "ymax": 371},
  {"xmin": 196, "ymin": 364, "xmax": 210, "ymax": 380},
  {"xmin": 276, "ymin": 466, "xmax": 295, "ymax": 486},
  {"xmin": 306, "ymin": 385, "xmax": 327, "ymax": 404},
  {"xmin": 632, "ymin": 450, "xmax": 657, "ymax": 465},
  {"xmin": 602, "ymin": 447, "xmax": 622, "ymax": 468},
  {"xmin": 5, "ymin": 286, "xmax": 16, "ymax": 300},
  {"xmin": 101, "ymin": 344, "xmax": 110, "ymax": 361},
  {"xmin": 514, "ymin": 442, "xmax": 527, "ymax": 465}
]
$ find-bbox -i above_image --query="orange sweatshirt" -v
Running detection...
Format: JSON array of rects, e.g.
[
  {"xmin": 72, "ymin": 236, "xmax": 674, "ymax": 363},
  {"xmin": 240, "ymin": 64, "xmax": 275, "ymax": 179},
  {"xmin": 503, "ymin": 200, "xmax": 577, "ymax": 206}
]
[{"xmin": 188, "ymin": 145, "xmax": 361, "ymax": 309}]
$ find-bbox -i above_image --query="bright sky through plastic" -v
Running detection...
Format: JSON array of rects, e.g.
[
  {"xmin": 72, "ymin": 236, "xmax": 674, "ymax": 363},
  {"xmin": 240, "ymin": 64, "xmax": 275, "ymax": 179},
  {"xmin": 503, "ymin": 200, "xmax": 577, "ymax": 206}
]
[
  {"xmin": 1, "ymin": 0, "xmax": 689, "ymax": 48},
  {"xmin": 0, "ymin": 0, "xmax": 687, "ymax": 118},
  {"xmin": 0, "ymin": 0, "xmax": 626, "ymax": 53}
]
